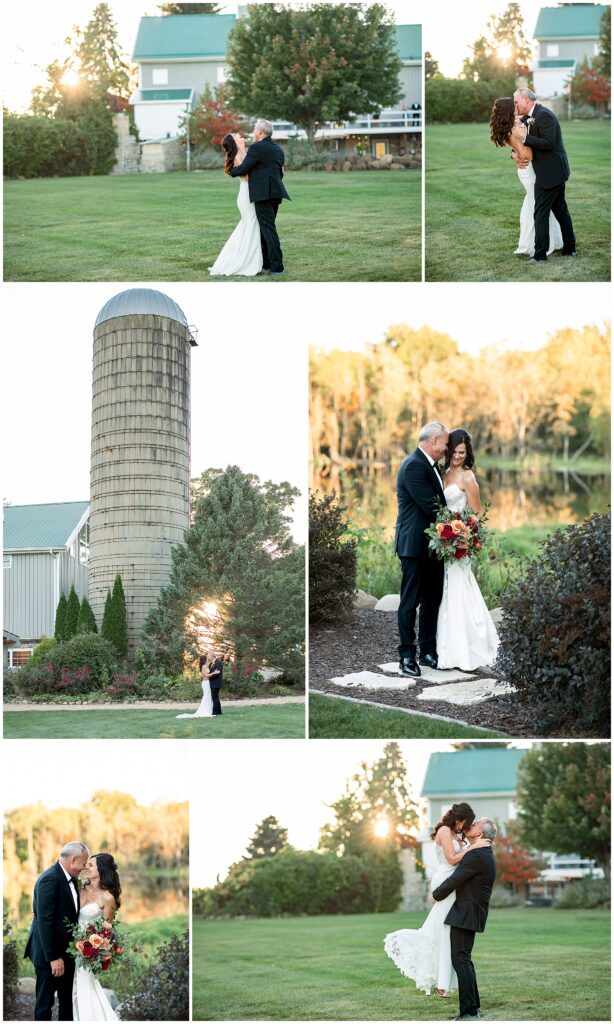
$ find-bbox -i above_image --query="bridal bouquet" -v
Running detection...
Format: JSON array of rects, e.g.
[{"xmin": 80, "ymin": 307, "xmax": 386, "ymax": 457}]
[
  {"xmin": 425, "ymin": 502, "xmax": 490, "ymax": 564},
  {"xmin": 67, "ymin": 917, "xmax": 126, "ymax": 974}
]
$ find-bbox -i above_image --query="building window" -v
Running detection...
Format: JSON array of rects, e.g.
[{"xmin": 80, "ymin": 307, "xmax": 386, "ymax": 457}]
[
  {"xmin": 152, "ymin": 68, "xmax": 169, "ymax": 85},
  {"xmin": 217, "ymin": 65, "xmax": 228, "ymax": 84},
  {"xmin": 79, "ymin": 522, "xmax": 90, "ymax": 566},
  {"xmin": 9, "ymin": 648, "xmax": 33, "ymax": 668},
  {"xmin": 546, "ymin": 44, "xmax": 559, "ymax": 57},
  {"xmin": 3, "ymin": 555, "xmax": 11, "ymax": 569}
]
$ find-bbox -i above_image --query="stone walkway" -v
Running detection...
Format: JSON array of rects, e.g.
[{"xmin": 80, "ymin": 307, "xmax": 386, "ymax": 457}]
[
  {"xmin": 329, "ymin": 664, "xmax": 513, "ymax": 707},
  {"xmin": 4, "ymin": 696, "xmax": 305, "ymax": 712}
]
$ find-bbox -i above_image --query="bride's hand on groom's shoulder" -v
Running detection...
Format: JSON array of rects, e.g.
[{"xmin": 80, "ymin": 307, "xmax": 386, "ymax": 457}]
[{"xmin": 511, "ymin": 123, "xmax": 527, "ymax": 141}]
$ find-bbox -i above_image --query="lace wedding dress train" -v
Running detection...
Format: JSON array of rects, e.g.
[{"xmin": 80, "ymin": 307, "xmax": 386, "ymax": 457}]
[
  {"xmin": 384, "ymin": 843, "xmax": 459, "ymax": 994},
  {"xmin": 72, "ymin": 904, "xmax": 118, "ymax": 1021},
  {"xmin": 436, "ymin": 485, "xmax": 499, "ymax": 671},
  {"xmin": 209, "ymin": 178, "xmax": 263, "ymax": 276},
  {"xmin": 515, "ymin": 163, "xmax": 564, "ymax": 256},
  {"xmin": 176, "ymin": 681, "xmax": 214, "ymax": 718}
]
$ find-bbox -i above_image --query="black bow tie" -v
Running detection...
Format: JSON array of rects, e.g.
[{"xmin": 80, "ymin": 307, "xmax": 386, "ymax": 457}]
[{"xmin": 68, "ymin": 876, "xmax": 78, "ymax": 887}]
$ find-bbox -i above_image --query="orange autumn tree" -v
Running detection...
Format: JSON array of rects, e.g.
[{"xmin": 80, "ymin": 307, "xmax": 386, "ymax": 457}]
[
  {"xmin": 496, "ymin": 822, "xmax": 542, "ymax": 898},
  {"xmin": 185, "ymin": 84, "xmax": 244, "ymax": 148}
]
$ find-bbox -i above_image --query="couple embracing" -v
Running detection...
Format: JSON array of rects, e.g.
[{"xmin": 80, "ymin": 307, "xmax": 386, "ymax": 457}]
[
  {"xmin": 385, "ymin": 803, "xmax": 497, "ymax": 1021},
  {"xmin": 395, "ymin": 423, "xmax": 498, "ymax": 675},
  {"xmin": 177, "ymin": 651, "xmax": 224, "ymax": 719},
  {"xmin": 210, "ymin": 118, "xmax": 290, "ymax": 277},
  {"xmin": 25, "ymin": 841, "xmax": 121, "ymax": 1021}
]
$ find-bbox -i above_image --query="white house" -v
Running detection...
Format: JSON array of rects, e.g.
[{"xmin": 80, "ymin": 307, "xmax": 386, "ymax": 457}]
[
  {"xmin": 130, "ymin": 11, "xmax": 422, "ymax": 152},
  {"xmin": 532, "ymin": 3, "xmax": 608, "ymax": 98},
  {"xmin": 419, "ymin": 747, "xmax": 601, "ymax": 897},
  {"xmin": 3, "ymin": 502, "xmax": 90, "ymax": 668}
]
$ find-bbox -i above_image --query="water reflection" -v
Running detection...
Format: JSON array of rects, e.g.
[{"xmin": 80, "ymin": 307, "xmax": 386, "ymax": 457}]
[
  {"xmin": 4, "ymin": 874, "xmax": 189, "ymax": 930},
  {"xmin": 312, "ymin": 465, "xmax": 611, "ymax": 534}
]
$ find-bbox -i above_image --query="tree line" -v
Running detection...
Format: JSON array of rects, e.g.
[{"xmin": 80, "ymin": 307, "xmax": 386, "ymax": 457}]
[{"xmin": 310, "ymin": 323, "xmax": 610, "ymax": 471}]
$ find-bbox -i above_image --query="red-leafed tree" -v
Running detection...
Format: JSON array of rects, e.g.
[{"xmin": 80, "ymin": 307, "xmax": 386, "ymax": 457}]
[
  {"xmin": 184, "ymin": 84, "xmax": 244, "ymax": 148},
  {"xmin": 571, "ymin": 60, "xmax": 611, "ymax": 112},
  {"xmin": 496, "ymin": 823, "xmax": 542, "ymax": 897}
]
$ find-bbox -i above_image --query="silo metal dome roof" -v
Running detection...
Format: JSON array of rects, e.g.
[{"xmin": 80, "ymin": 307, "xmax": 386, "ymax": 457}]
[{"xmin": 94, "ymin": 288, "xmax": 189, "ymax": 330}]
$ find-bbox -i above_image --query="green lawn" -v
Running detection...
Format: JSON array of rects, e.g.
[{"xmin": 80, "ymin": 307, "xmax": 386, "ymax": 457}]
[
  {"xmin": 426, "ymin": 121, "xmax": 610, "ymax": 281},
  {"xmin": 192, "ymin": 909, "xmax": 610, "ymax": 1020},
  {"xmin": 3, "ymin": 703, "xmax": 305, "ymax": 739},
  {"xmin": 309, "ymin": 693, "xmax": 507, "ymax": 739},
  {"xmin": 4, "ymin": 170, "xmax": 420, "ymax": 281}
]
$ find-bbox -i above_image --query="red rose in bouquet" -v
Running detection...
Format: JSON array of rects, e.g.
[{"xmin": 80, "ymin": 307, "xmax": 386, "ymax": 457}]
[{"xmin": 425, "ymin": 500, "xmax": 491, "ymax": 565}]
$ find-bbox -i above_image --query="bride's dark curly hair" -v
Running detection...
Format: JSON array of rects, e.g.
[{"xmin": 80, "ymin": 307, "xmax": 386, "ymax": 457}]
[
  {"xmin": 489, "ymin": 97, "xmax": 515, "ymax": 147},
  {"xmin": 431, "ymin": 802, "xmax": 475, "ymax": 841},
  {"xmin": 222, "ymin": 133, "xmax": 238, "ymax": 175},
  {"xmin": 444, "ymin": 428, "xmax": 475, "ymax": 471},
  {"xmin": 89, "ymin": 853, "xmax": 122, "ymax": 909}
]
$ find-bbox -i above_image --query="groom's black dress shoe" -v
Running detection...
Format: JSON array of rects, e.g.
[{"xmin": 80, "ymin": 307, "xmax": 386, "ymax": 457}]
[
  {"xmin": 399, "ymin": 658, "xmax": 421, "ymax": 677},
  {"xmin": 419, "ymin": 653, "xmax": 438, "ymax": 670},
  {"xmin": 267, "ymin": 269, "xmax": 285, "ymax": 275},
  {"xmin": 528, "ymin": 257, "xmax": 547, "ymax": 264},
  {"xmin": 452, "ymin": 1014, "xmax": 481, "ymax": 1021},
  {"xmin": 560, "ymin": 250, "xmax": 578, "ymax": 256}
]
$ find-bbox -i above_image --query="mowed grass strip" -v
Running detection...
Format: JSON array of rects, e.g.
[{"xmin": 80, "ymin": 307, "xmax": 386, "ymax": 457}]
[
  {"xmin": 3, "ymin": 703, "xmax": 305, "ymax": 739},
  {"xmin": 309, "ymin": 693, "xmax": 508, "ymax": 739},
  {"xmin": 4, "ymin": 170, "xmax": 420, "ymax": 281},
  {"xmin": 426, "ymin": 121, "xmax": 610, "ymax": 281},
  {"xmin": 192, "ymin": 909, "xmax": 610, "ymax": 1021}
]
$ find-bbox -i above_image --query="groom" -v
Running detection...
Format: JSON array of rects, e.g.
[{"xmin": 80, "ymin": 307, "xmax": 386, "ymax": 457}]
[
  {"xmin": 511, "ymin": 87, "xmax": 576, "ymax": 263},
  {"xmin": 209, "ymin": 652, "xmax": 224, "ymax": 715},
  {"xmin": 395, "ymin": 422, "xmax": 448, "ymax": 678},
  {"xmin": 230, "ymin": 117, "xmax": 291, "ymax": 275},
  {"xmin": 431, "ymin": 818, "xmax": 497, "ymax": 1021},
  {"xmin": 25, "ymin": 840, "xmax": 90, "ymax": 1021}
]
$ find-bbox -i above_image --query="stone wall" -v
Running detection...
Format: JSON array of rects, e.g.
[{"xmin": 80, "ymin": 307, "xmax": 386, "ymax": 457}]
[
  {"xmin": 397, "ymin": 848, "xmax": 429, "ymax": 912},
  {"xmin": 111, "ymin": 113, "xmax": 141, "ymax": 175},
  {"xmin": 140, "ymin": 138, "xmax": 185, "ymax": 174}
]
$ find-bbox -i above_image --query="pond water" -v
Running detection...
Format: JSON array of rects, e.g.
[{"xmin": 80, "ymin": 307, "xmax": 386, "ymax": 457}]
[
  {"xmin": 312, "ymin": 464, "xmax": 611, "ymax": 535},
  {"xmin": 5, "ymin": 873, "xmax": 189, "ymax": 930}
]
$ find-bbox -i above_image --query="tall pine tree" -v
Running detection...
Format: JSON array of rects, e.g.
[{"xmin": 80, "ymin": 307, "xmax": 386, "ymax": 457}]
[
  {"xmin": 245, "ymin": 817, "xmax": 289, "ymax": 860},
  {"xmin": 77, "ymin": 596, "xmax": 98, "ymax": 634},
  {"xmin": 64, "ymin": 585, "xmax": 81, "ymax": 640},
  {"xmin": 140, "ymin": 466, "xmax": 304, "ymax": 675},
  {"xmin": 54, "ymin": 592, "xmax": 68, "ymax": 642}
]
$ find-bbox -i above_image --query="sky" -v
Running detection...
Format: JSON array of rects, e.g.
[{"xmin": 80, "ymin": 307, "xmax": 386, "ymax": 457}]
[
  {"xmin": 190, "ymin": 739, "xmax": 534, "ymax": 887},
  {"xmin": 2, "ymin": 283, "xmax": 308, "ymax": 540},
  {"xmin": 1, "ymin": 739, "xmax": 190, "ymax": 809},
  {"xmin": 4, "ymin": 0, "xmax": 422, "ymax": 114},
  {"xmin": 424, "ymin": 0, "xmax": 546, "ymax": 77}
]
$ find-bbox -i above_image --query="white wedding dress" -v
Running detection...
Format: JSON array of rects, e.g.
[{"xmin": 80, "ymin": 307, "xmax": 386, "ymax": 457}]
[
  {"xmin": 515, "ymin": 163, "xmax": 564, "ymax": 256},
  {"xmin": 176, "ymin": 679, "xmax": 214, "ymax": 718},
  {"xmin": 436, "ymin": 485, "xmax": 499, "ymax": 671},
  {"xmin": 384, "ymin": 841, "xmax": 461, "ymax": 994},
  {"xmin": 209, "ymin": 178, "xmax": 263, "ymax": 277},
  {"xmin": 72, "ymin": 903, "xmax": 118, "ymax": 1021}
]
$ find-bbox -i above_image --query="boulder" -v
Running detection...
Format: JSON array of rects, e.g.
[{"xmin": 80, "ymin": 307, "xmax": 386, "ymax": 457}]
[
  {"xmin": 390, "ymin": 163, "xmax": 405, "ymax": 170},
  {"xmin": 490, "ymin": 607, "xmax": 504, "ymax": 628},
  {"xmin": 19, "ymin": 978, "xmax": 36, "ymax": 994},
  {"xmin": 354, "ymin": 589, "xmax": 378, "ymax": 609},
  {"xmin": 374, "ymin": 594, "xmax": 400, "ymax": 611},
  {"xmin": 342, "ymin": 161, "xmax": 352, "ymax": 172}
]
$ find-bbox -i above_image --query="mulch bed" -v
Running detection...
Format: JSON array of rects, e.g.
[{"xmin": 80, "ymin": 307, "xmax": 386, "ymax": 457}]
[
  {"xmin": 310, "ymin": 609, "xmax": 570, "ymax": 738},
  {"xmin": 5, "ymin": 991, "xmax": 58, "ymax": 1021}
]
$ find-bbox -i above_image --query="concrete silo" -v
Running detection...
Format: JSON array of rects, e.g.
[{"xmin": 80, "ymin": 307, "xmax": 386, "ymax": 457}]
[{"xmin": 89, "ymin": 288, "xmax": 197, "ymax": 648}]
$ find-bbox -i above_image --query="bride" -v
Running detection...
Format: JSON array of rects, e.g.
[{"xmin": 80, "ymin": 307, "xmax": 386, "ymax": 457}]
[
  {"xmin": 176, "ymin": 653, "xmax": 215, "ymax": 719},
  {"xmin": 436, "ymin": 428, "xmax": 499, "ymax": 671},
  {"xmin": 489, "ymin": 97, "xmax": 563, "ymax": 257},
  {"xmin": 209, "ymin": 132, "xmax": 263, "ymax": 277},
  {"xmin": 73, "ymin": 854, "xmax": 120, "ymax": 1021},
  {"xmin": 384, "ymin": 803, "xmax": 491, "ymax": 996}
]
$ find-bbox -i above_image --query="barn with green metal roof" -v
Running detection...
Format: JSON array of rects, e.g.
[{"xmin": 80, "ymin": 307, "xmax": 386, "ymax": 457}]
[
  {"xmin": 3, "ymin": 501, "xmax": 90, "ymax": 668},
  {"xmin": 421, "ymin": 747, "xmax": 527, "ymax": 831}
]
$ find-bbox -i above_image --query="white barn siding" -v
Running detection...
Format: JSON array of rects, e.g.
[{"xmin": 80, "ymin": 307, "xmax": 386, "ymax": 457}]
[
  {"xmin": 140, "ymin": 60, "xmax": 227, "ymax": 94},
  {"xmin": 399, "ymin": 65, "xmax": 422, "ymax": 105},
  {"xmin": 4, "ymin": 553, "xmax": 56, "ymax": 640}
]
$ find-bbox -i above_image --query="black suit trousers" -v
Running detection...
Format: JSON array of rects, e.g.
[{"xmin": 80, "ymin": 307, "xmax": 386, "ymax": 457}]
[
  {"xmin": 534, "ymin": 181, "xmax": 576, "ymax": 261},
  {"xmin": 35, "ymin": 958, "xmax": 75, "ymax": 1021},
  {"xmin": 211, "ymin": 685, "xmax": 222, "ymax": 715},
  {"xmin": 398, "ymin": 554, "xmax": 444, "ymax": 658},
  {"xmin": 255, "ymin": 199, "xmax": 283, "ymax": 272},
  {"xmin": 451, "ymin": 927, "xmax": 480, "ymax": 1018}
]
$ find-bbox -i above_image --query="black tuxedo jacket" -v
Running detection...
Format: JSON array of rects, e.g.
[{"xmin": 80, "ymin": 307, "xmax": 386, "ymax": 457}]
[
  {"xmin": 395, "ymin": 448, "xmax": 445, "ymax": 559},
  {"xmin": 230, "ymin": 137, "xmax": 291, "ymax": 203},
  {"xmin": 431, "ymin": 847, "xmax": 496, "ymax": 933},
  {"xmin": 24, "ymin": 862, "xmax": 80, "ymax": 965},
  {"xmin": 523, "ymin": 104, "xmax": 570, "ymax": 188},
  {"xmin": 209, "ymin": 658, "xmax": 223, "ymax": 690}
]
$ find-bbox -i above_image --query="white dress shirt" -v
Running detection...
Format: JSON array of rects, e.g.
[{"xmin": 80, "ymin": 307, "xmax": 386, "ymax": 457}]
[{"xmin": 58, "ymin": 861, "xmax": 79, "ymax": 911}]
